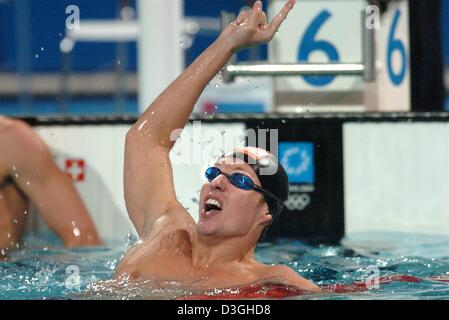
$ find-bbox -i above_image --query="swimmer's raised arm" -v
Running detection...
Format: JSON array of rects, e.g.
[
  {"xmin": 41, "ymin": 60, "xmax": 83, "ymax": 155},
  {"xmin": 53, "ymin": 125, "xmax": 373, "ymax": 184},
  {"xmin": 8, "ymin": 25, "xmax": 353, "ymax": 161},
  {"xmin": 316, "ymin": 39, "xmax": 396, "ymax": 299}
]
[{"xmin": 125, "ymin": 0, "xmax": 296, "ymax": 236}]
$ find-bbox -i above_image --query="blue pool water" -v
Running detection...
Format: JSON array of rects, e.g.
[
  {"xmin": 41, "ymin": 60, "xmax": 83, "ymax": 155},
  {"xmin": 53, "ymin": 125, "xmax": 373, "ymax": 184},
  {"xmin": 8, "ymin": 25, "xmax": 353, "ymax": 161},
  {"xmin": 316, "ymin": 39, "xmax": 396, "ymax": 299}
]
[{"xmin": 1, "ymin": 232, "xmax": 449, "ymax": 300}]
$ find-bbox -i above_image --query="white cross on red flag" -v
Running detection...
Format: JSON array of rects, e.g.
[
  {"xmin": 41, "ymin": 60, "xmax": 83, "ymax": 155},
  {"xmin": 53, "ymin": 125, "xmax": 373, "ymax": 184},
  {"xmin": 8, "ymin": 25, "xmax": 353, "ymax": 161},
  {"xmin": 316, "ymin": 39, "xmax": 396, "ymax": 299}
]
[{"xmin": 64, "ymin": 159, "xmax": 85, "ymax": 182}]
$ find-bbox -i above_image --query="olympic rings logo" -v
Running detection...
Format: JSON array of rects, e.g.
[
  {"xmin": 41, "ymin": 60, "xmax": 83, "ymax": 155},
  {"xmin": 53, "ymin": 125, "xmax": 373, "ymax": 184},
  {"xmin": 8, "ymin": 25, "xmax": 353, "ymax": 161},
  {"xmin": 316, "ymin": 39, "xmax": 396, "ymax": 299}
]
[{"xmin": 284, "ymin": 193, "xmax": 311, "ymax": 211}]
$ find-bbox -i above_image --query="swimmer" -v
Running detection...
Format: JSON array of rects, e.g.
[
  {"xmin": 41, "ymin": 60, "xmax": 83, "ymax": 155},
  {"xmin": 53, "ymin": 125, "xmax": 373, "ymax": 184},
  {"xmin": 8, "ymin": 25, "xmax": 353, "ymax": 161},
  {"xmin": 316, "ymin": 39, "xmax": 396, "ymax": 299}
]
[
  {"xmin": 0, "ymin": 116, "xmax": 101, "ymax": 256},
  {"xmin": 115, "ymin": 0, "xmax": 320, "ymax": 292}
]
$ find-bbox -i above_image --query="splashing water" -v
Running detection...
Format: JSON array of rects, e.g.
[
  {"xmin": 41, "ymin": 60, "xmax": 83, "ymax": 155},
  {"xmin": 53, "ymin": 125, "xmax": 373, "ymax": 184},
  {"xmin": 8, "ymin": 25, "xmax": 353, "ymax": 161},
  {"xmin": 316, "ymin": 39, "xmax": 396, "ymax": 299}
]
[{"xmin": 1, "ymin": 232, "xmax": 449, "ymax": 299}]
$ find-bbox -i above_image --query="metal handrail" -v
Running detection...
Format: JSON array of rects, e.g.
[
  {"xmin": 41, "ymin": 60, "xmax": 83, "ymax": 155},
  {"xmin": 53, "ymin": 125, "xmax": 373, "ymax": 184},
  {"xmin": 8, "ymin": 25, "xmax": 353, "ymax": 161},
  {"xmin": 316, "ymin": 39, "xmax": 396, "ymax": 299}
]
[
  {"xmin": 221, "ymin": 10, "xmax": 376, "ymax": 83},
  {"xmin": 225, "ymin": 63, "xmax": 364, "ymax": 77}
]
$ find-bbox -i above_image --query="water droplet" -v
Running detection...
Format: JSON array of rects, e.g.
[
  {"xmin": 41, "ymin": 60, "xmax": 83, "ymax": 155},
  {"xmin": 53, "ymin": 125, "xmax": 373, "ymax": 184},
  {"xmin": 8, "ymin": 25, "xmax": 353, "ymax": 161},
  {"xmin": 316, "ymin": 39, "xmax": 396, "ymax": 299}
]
[
  {"xmin": 105, "ymin": 259, "xmax": 117, "ymax": 270},
  {"xmin": 35, "ymin": 54, "xmax": 39, "ymax": 58},
  {"xmin": 26, "ymin": 181, "xmax": 30, "ymax": 186},
  {"xmin": 138, "ymin": 120, "xmax": 147, "ymax": 131},
  {"xmin": 13, "ymin": 219, "xmax": 18, "ymax": 224},
  {"xmin": 281, "ymin": 119, "xmax": 286, "ymax": 124},
  {"xmin": 43, "ymin": 247, "xmax": 48, "ymax": 251},
  {"xmin": 7, "ymin": 233, "xmax": 11, "ymax": 239},
  {"xmin": 117, "ymin": 60, "xmax": 121, "ymax": 65},
  {"xmin": 40, "ymin": 46, "xmax": 44, "ymax": 51},
  {"xmin": 73, "ymin": 227, "xmax": 80, "ymax": 237}
]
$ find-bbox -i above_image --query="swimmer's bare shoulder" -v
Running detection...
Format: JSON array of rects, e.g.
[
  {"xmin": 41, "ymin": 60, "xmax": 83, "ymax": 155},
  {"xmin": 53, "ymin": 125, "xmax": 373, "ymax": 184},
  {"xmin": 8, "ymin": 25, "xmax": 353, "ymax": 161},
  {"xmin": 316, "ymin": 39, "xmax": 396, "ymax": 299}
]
[
  {"xmin": 256, "ymin": 263, "xmax": 321, "ymax": 293},
  {"xmin": 0, "ymin": 116, "xmax": 48, "ymax": 160},
  {"xmin": 0, "ymin": 117, "xmax": 43, "ymax": 177},
  {"xmin": 0, "ymin": 116, "xmax": 11, "ymax": 178},
  {"xmin": 0, "ymin": 115, "xmax": 13, "ymax": 131},
  {"xmin": 115, "ymin": 208, "xmax": 196, "ymax": 280}
]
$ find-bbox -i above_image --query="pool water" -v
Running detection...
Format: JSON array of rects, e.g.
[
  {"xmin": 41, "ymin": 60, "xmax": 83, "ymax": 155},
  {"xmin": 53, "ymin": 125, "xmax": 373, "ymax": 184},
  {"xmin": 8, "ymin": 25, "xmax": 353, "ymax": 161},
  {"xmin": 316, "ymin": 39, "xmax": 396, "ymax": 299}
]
[{"xmin": 1, "ymin": 232, "xmax": 449, "ymax": 300}]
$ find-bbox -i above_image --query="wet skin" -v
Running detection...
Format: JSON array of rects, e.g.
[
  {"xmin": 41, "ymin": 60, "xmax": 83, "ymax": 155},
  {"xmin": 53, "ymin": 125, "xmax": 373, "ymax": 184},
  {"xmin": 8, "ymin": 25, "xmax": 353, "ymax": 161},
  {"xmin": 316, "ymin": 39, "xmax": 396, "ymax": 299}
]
[
  {"xmin": 116, "ymin": 157, "xmax": 320, "ymax": 291},
  {"xmin": 117, "ymin": 0, "xmax": 320, "ymax": 292},
  {"xmin": 0, "ymin": 116, "xmax": 101, "ymax": 255}
]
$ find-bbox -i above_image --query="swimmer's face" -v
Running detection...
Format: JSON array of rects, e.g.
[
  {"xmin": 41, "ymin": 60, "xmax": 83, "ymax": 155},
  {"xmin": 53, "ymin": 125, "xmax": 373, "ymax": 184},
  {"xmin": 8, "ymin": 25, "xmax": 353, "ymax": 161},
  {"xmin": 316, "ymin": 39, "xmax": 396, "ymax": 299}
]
[{"xmin": 197, "ymin": 157, "xmax": 271, "ymax": 239}]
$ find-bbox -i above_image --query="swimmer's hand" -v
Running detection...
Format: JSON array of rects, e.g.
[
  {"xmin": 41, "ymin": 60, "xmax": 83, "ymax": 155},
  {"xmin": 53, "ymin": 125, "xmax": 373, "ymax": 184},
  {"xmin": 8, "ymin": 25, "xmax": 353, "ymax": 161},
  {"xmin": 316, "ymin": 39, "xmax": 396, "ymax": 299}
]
[{"xmin": 218, "ymin": 0, "xmax": 296, "ymax": 52}]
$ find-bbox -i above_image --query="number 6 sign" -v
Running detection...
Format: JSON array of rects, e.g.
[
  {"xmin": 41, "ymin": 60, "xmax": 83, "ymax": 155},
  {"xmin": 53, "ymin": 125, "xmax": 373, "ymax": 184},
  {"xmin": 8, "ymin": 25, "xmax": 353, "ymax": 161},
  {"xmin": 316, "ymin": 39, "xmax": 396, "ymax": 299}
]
[
  {"xmin": 298, "ymin": 10, "xmax": 340, "ymax": 87},
  {"xmin": 268, "ymin": 0, "xmax": 366, "ymax": 93},
  {"xmin": 377, "ymin": 1, "xmax": 410, "ymax": 111},
  {"xmin": 387, "ymin": 9, "xmax": 407, "ymax": 86}
]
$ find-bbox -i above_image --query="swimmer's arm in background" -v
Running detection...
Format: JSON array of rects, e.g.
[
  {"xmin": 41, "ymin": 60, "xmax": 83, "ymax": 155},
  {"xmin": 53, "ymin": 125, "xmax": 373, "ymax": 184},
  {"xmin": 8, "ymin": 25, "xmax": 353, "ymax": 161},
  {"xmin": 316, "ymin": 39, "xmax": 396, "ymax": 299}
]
[
  {"xmin": 0, "ymin": 119, "xmax": 102, "ymax": 247},
  {"xmin": 124, "ymin": 0, "xmax": 296, "ymax": 236}
]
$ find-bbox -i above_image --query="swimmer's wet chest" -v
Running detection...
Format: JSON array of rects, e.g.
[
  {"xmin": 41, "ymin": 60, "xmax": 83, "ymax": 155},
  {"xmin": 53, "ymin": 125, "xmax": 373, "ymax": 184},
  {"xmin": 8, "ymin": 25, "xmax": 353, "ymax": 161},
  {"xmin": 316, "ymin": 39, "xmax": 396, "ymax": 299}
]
[
  {"xmin": 117, "ymin": 230, "xmax": 195, "ymax": 279},
  {"xmin": 126, "ymin": 259, "xmax": 263, "ymax": 289},
  {"xmin": 118, "ymin": 235, "xmax": 262, "ymax": 286}
]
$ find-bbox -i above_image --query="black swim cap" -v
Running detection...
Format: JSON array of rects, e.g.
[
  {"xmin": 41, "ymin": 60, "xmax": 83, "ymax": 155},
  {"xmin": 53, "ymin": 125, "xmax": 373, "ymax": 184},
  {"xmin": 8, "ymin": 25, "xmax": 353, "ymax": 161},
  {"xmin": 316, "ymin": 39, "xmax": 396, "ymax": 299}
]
[{"xmin": 220, "ymin": 147, "xmax": 289, "ymax": 219}]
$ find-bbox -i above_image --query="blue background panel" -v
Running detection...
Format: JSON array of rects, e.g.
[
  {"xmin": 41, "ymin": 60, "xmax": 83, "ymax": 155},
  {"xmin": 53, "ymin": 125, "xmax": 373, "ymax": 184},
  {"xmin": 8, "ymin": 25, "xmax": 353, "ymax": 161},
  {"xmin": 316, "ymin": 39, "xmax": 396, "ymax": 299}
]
[{"xmin": 279, "ymin": 142, "xmax": 315, "ymax": 184}]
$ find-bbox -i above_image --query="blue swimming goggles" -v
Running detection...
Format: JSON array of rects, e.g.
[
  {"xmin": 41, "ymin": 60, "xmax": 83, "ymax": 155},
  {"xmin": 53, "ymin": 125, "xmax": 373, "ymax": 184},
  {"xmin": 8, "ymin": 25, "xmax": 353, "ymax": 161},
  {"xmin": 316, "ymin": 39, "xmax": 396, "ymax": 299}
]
[{"xmin": 204, "ymin": 166, "xmax": 282, "ymax": 204}]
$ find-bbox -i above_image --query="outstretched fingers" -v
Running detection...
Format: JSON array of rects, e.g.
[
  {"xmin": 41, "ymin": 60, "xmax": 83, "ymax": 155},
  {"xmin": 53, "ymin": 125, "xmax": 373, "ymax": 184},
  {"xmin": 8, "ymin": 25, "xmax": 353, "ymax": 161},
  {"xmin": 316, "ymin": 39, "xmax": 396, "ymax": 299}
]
[
  {"xmin": 248, "ymin": 1, "xmax": 267, "ymax": 28},
  {"xmin": 230, "ymin": 0, "xmax": 296, "ymax": 45},
  {"xmin": 265, "ymin": 0, "xmax": 296, "ymax": 38},
  {"xmin": 235, "ymin": 10, "xmax": 248, "ymax": 25}
]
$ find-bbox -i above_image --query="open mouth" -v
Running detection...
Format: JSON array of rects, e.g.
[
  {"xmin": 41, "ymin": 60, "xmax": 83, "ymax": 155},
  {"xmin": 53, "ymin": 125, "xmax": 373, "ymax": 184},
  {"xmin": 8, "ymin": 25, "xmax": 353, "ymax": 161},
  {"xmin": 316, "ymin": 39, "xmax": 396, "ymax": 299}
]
[{"xmin": 203, "ymin": 198, "xmax": 223, "ymax": 217}]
